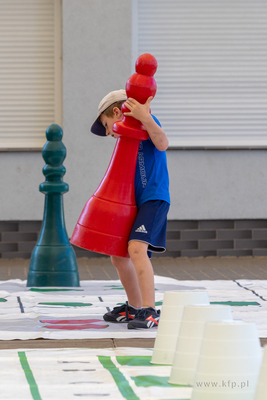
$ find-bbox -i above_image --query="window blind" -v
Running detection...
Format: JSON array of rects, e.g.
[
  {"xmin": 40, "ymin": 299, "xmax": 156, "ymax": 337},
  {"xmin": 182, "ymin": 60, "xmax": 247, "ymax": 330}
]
[
  {"xmin": 132, "ymin": 0, "xmax": 267, "ymax": 148},
  {"xmin": 0, "ymin": 0, "xmax": 62, "ymax": 150}
]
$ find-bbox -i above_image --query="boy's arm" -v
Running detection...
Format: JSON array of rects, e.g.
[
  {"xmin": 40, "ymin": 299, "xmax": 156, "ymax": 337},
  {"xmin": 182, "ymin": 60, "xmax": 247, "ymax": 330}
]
[{"xmin": 123, "ymin": 97, "xmax": 169, "ymax": 151}]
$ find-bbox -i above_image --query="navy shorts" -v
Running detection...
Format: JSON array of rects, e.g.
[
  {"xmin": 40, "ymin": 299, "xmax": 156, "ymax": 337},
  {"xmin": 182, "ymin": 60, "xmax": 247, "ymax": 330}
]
[{"xmin": 128, "ymin": 200, "xmax": 170, "ymax": 257}]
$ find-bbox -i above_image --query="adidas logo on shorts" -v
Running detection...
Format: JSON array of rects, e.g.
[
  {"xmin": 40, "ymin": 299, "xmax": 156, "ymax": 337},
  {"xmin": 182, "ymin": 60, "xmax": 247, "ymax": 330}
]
[{"xmin": 135, "ymin": 225, "xmax": 148, "ymax": 234}]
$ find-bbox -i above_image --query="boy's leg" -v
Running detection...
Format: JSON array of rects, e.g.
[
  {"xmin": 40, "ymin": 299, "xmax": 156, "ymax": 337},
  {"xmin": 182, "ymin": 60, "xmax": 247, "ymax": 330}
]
[
  {"xmin": 128, "ymin": 240, "xmax": 155, "ymax": 308},
  {"xmin": 126, "ymin": 200, "xmax": 169, "ymax": 329},
  {"xmin": 127, "ymin": 240, "xmax": 160, "ymax": 329},
  {"xmin": 111, "ymin": 255, "xmax": 142, "ymax": 308}
]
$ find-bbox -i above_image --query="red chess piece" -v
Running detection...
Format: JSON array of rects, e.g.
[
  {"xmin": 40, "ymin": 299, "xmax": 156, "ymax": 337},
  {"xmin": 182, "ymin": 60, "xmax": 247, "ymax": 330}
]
[{"xmin": 71, "ymin": 53, "xmax": 157, "ymax": 257}]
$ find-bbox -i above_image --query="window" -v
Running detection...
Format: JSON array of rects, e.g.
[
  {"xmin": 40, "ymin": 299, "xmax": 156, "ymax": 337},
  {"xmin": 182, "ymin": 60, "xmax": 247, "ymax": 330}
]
[
  {"xmin": 132, "ymin": 0, "xmax": 267, "ymax": 148},
  {"xmin": 0, "ymin": 0, "xmax": 62, "ymax": 150}
]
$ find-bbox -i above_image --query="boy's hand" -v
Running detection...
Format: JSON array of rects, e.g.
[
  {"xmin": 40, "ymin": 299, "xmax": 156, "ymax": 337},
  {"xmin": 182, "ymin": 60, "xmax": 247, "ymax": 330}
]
[
  {"xmin": 124, "ymin": 96, "xmax": 169, "ymax": 151},
  {"xmin": 123, "ymin": 96, "xmax": 153, "ymax": 124}
]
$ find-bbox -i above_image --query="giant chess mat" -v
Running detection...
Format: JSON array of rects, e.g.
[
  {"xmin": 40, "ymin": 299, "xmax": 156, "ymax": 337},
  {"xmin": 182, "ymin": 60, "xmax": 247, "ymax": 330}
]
[
  {"xmin": 0, "ymin": 347, "xmax": 194, "ymax": 400},
  {"xmin": 0, "ymin": 276, "xmax": 267, "ymax": 339}
]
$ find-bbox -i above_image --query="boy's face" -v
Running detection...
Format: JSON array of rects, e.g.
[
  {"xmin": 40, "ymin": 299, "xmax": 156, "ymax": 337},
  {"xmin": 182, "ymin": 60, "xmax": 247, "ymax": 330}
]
[{"xmin": 100, "ymin": 107, "xmax": 123, "ymax": 138}]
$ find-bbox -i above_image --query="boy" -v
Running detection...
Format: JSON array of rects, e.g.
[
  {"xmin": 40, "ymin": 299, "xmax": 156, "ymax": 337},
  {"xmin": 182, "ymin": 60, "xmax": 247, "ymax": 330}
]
[{"xmin": 91, "ymin": 89, "xmax": 170, "ymax": 329}]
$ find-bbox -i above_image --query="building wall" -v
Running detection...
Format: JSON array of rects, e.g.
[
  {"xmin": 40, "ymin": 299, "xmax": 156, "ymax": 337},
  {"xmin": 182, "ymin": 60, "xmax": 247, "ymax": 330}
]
[
  {"xmin": 62, "ymin": 0, "xmax": 133, "ymax": 235},
  {"xmin": 167, "ymin": 149, "xmax": 267, "ymax": 221},
  {"xmin": 62, "ymin": 0, "xmax": 267, "ymax": 235},
  {"xmin": 0, "ymin": 1, "xmax": 267, "ymax": 254}
]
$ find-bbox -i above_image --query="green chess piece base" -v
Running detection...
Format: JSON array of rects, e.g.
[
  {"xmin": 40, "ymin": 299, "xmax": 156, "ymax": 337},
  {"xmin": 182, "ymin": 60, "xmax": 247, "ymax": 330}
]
[{"xmin": 27, "ymin": 244, "xmax": 79, "ymax": 287}]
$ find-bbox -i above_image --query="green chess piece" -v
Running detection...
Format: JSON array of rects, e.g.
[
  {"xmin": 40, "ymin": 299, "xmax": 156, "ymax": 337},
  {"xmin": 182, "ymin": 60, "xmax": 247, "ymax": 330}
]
[{"xmin": 27, "ymin": 124, "xmax": 80, "ymax": 287}]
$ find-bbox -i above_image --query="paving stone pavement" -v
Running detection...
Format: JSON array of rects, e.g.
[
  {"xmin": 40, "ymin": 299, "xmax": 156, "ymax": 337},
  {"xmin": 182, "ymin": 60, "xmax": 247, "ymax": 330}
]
[{"xmin": 0, "ymin": 256, "xmax": 267, "ymax": 349}]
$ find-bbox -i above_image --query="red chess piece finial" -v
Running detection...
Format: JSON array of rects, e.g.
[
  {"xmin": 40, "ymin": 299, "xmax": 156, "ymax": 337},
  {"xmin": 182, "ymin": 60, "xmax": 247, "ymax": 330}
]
[
  {"xmin": 113, "ymin": 53, "xmax": 157, "ymax": 139},
  {"xmin": 127, "ymin": 52, "xmax": 157, "ymax": 102},
  {"xmin": 71, "ymin": 54, "xmax": 158, "ymax": 257}
]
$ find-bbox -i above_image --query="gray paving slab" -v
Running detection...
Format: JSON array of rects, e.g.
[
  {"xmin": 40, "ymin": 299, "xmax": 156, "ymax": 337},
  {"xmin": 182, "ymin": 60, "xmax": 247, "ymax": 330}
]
[
  {"xmin": 1, "ymin": 255, "xmax": 267, "ymax": 280},
  {"xmin": 0, "ymin": 338, "xmax": 155, "ymax": 350}
]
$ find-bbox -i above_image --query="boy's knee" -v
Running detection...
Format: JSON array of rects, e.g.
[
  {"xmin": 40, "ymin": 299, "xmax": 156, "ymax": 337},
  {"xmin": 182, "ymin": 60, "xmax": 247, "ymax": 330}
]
[
  {"xmin": 128, "ymin": 240, "xmax": 148, "ymax": 259},
  {"xmin": 111, "ymin": 255, "xmax": 131, "ymax": 272},
  {"xmin": 111, "ymin": 255, "xmax": 123, "ymax": 268}
]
